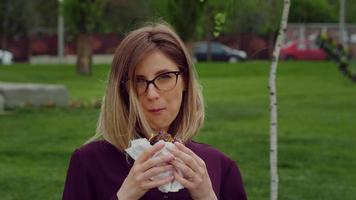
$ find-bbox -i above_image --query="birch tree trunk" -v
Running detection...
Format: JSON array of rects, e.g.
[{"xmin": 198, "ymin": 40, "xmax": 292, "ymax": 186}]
[{"xmin": 269, "ymin": 1, "xmax": 290, "ymax": 200}]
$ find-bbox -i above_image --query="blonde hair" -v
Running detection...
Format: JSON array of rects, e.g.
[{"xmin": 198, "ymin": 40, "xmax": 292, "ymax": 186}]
[{"xmin": 89, "ymin": 23, "xmax": 205, "ymax": 150}]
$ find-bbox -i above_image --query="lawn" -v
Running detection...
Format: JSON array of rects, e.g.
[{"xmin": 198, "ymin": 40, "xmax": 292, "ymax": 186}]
[{"xmin": 0, "ymin": 61, "xmax": 355, "ymax": 199}]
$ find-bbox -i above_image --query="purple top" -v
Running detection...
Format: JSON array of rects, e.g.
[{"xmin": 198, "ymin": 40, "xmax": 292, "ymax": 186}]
[{"xmin": 62, "ymin": 140, "xmax": 247, "ymax": 200}]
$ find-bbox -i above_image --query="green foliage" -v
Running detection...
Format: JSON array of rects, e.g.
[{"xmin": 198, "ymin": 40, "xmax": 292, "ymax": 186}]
[
  {"xmin": 166, "ymin": 0, "xmax": 206, "ymax": 41},
  {"xmin": 153, "ymin": 0, "xmax": 207, "ymax": 40},
  {"xmin": 0, "ymin": 0, "xmax": 57, "ymax": 37},
  {"xmin": 3, "ymin": 0, "xmax": 356, "ymax": 41},
  {"xmin": 61, "ymin": 0, "xmax": 107, "ymax": 34},
  {"xmin": 150, "ymin": 0, "xmax": 169, "ymax": 20},
  {"xmin": 213, "ymin": 12, "xmax": 226, "ymax": 37},
  {"xmin": 203, "ymin": 0, "xmax": 234, "ymax": 38},
  {"xmin": 0, "ymin": 61, "xmax": 356, "ymax": 199},
  {"xmin": 229, "ymin": 0, "xmax": 283, "ymax": 35},
  {"xmin": 100, "ymin": 0, "xmax": 153, "ymax": 34},
  {"xmin": 345, "ymin": 0, "xmax": 356, "ymax": 23},
  {"xmin": 289, "ymin": 0, "xmax": 338, "ymax": 23}
]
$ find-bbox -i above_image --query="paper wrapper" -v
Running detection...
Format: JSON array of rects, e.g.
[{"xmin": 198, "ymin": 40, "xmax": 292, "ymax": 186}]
[{"xmin": 125, "ymin": 138, "xmax": 184, "ymax": 193}]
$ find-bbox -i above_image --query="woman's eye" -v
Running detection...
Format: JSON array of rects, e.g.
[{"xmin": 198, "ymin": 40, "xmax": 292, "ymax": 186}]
[
  {"xmin": 136, "ymin": 79, "xmax": 146, "ymax": 84},
  {"xmin": 158, "ymin": 73, "xmax": 173, "ymax": 80}
]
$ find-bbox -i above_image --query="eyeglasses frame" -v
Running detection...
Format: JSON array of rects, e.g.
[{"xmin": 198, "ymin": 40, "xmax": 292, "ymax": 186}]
[{"xmin": 120, "ymin": 68, "xmax": 186, "ymax": 95}]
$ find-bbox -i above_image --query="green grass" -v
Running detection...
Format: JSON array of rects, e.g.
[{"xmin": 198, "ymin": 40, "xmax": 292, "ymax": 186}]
[{"xmin": 0, "ymin": 61, "xmax": 355, "ymax": 199}]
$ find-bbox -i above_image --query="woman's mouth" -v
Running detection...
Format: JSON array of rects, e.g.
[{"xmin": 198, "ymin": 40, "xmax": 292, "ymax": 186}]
[{"xmin": 148, "ymin": 108, "xmax": 165, "ymax": 114}]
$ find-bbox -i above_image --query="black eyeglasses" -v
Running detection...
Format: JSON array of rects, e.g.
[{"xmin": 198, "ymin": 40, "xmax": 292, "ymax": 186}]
[{"xmin": 134, "ymin": 70, "xmax": 183, "ymax": 95}]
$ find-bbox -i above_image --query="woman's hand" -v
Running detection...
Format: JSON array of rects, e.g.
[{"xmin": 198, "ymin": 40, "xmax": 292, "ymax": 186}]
[
  {"xmin": 117, "ymin": 141, "xmax": 175, "ymax": 200},
  {"xmin": 170, "ymin": 142, "xmax": 217, "ymax": 200}
]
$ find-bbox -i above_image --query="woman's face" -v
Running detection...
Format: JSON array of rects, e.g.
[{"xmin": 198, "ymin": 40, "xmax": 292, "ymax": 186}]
[{"xmin": 134, "ymin": 50, "xmax": 185, "ymax": 133}]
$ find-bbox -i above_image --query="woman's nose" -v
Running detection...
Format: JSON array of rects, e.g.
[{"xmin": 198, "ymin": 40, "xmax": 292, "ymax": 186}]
[{"xmin": 145, "ymin": 83, "xmax": 160, "ymax": 99}]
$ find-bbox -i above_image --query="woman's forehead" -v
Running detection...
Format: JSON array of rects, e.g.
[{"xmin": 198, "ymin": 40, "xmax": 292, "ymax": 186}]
[{"xmin": 135, "ymin": 51, "xmax": 180, "ymax": 77}]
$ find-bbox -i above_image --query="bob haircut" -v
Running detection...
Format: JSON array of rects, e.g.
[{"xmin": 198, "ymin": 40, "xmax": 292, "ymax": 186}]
[{"xmin": 90, "ymin": 23, "xmax": 205, "ymax": 150}]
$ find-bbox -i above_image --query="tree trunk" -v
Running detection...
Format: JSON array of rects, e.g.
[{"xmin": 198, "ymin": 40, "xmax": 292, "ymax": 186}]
[
  {"xmin": 206, "ymin": 5, "xmax": 213, "ymax": 61},
  {"xmin": 268, "ymin": 1, "xmax": 290, "ymax": 200},
  {"xmin": 76, "ymin": 33, "xmax": 92, "ymax": 75},
  {"xmin": 1, "ymin": 0, "xmax": 9, "ymax": 50}
]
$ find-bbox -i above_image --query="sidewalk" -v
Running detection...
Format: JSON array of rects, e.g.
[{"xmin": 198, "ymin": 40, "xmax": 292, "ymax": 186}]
[{"xmin": 30, "ymin": 54, "xmax": 114, "ymax": 64}]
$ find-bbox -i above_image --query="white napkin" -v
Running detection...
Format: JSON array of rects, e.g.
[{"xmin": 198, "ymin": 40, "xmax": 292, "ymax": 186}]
[{"xmin": 125, "ymin": 138, "xmax": 184, "ymax": 193}]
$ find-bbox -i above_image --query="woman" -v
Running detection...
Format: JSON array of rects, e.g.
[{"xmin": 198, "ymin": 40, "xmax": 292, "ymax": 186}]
[{"xmin": 63, "ymin": 23, "xmax": 247, "ymax": 200}]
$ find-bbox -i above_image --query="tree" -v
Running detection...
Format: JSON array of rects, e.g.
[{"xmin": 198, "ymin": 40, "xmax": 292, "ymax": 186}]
[
  {"xmin": 101, "ymin": 0, "xmax": 153, "ymax": 34},
  {"xmin": 166, "ymin": 0, "xmax": 206, "ymax": 42},
  {"xmin": 0, "ymin": 0, "xmax": 58, "ymax": 59},
  {"xmin": 289, "ymin": 0, "xmax": 338, "ymax": 23},
  {"xmin": 268, "ymin": 0, "xmax": 290, "ymax": 200},
  {"xmin": 345, "ymin": 0, "xmax": 356, "ymax": 23},
  {"xmin": 0, "ymin": 0, "xmax": 58, "ymax": 38},
  {"xmin": 227, "ymin": 0, "xmax": 282, "ymax": 36},
  {"xmin": 61, "ymin": 0, "xmax": 107, "ymax": 75}
]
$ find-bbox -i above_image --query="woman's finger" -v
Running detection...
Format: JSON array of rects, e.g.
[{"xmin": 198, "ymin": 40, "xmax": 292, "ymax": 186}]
[
  {"xmin": 140, "ymin": 153, "xmax": 174, "ymax": 171},
  {"xmin": 173, "ymin": 171, "xmax": 193, "ymax": 189},
  {"xmin": 142, "ymin": 174, "xmax": 175, "ymax": 189},
  {"xmin": 136, "ymin": 141, "xmax": 165, "ymax": 163},
  {"xmin": 140, "ymin": 164, "xmax": 173, "ymax": 181},
  {"xmin": 174, "ymin": 142, "xmax": 205, "ymax": 166},
  {"xmin": 170, "ymin": 159, "xmax": 196, "ymax": 180},
  {"xmin": 170, "ymin": 148, "xmax": 199, "ymax": 173}
]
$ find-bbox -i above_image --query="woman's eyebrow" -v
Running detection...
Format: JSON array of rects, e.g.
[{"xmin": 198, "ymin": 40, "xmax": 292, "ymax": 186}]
[
  {"xmin": 135, "ymin": 75, "xmax": 146, "ymax": 79},
  {"xmin": 135, "ymin": 68, "xmax": 175, "ymax": 78},
  {"xmin": 154, "ymin": 69, "xmax": 170, "ymax": 75}
]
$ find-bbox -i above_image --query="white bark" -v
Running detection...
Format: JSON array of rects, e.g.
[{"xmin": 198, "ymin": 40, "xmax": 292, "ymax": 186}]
[{"xmin": 268, "ymin": 1, "xmax": 290, "ymax": 200}]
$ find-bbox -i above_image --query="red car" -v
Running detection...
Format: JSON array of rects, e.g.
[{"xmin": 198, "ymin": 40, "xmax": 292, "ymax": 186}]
[{"xmin": 280, "ymin": 40, "xmax": 328, "ymax": 60}]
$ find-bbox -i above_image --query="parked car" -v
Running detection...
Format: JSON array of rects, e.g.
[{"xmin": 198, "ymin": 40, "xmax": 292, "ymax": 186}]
[
  {"xmin": 192, "ymin": 41, "xmax": 247, "ymax": 62},
  {"xmin": 280, "ymin": 40, "xmax": 328, "ymax": 61},
  {"xmin": 0, "ymin": 49, "xmax": 13, "ymax": 65}
]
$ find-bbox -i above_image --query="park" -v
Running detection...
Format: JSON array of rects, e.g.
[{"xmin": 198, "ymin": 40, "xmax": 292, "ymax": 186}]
[
  {"xmin": 1, "ymin": 61, "xmax": 355, "ymax": 199},
  {"xmin": 1, "ymin": 0, "xmax": 356, "ymax": 200}
]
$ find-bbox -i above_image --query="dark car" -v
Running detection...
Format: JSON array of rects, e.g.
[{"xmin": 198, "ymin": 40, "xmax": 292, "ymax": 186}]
[
  {"xmin": 280, "ymin": 40, "xmax": 328, "ymax": 61},
  {"xmin": 192, "ymin": 42, "xmax": 247, "ymax": 62}
]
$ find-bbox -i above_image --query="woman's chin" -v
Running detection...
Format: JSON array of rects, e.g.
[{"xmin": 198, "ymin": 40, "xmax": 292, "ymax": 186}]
[{"xmin": 149, "ymin": 123, "xmax": 169, "ymax": 132}]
